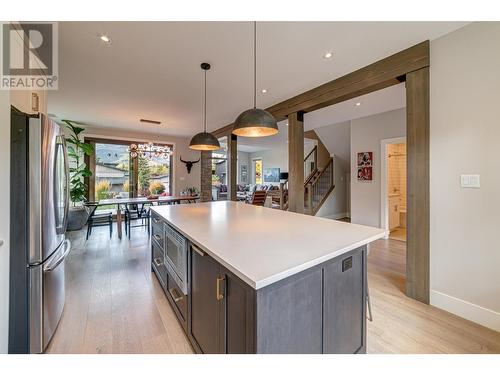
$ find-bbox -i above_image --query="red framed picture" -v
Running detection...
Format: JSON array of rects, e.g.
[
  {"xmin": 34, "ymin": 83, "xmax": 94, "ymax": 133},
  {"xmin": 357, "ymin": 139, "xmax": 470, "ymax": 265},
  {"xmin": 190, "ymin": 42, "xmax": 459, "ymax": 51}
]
[
  {"xmin": 357, "ymin": 167, "xmax": 373, "ymax": 181},
  {"xmin": 357, "ymin": 152, "xmax": 373, "ymax": 167}
]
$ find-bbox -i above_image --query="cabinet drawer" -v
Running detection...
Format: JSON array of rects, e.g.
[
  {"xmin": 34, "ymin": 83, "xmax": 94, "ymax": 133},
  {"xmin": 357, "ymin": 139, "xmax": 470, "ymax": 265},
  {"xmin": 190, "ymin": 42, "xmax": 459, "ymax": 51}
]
[
  {"xmin": 167, "ymin": 271, "xmax": 187, "ymax": 322},
  {"xmin": 151, "ymin": 215, "xmax": 165, "ymax": 248},
  {"xmin": 152, "ymin": 241, "xmax": 168, "ymax": 289}
]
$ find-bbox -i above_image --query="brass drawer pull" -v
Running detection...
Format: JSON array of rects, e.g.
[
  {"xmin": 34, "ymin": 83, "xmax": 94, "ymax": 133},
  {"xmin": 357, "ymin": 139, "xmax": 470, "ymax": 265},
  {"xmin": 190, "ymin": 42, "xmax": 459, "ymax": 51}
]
[
  {"xmin": 153, "ymin": 258, "xmax": 163, "ymax": 267},
  {"xmin": 192, "ymin": 245, "xmax": 206, "ymax": 257},
  {"xmin": 153, "ymin": 234, "xmax": 162, "ymax": 241},
  {"xmin": 153, "ymin": 217, "xmax": 160, "ymax": 223},
  {"xmin": 169, "ymin": 288, "xmax": 184, "ymax": 303},
  {"xmin": 216, "ymin": 277, "xmax": 225, "ymax": 301}
]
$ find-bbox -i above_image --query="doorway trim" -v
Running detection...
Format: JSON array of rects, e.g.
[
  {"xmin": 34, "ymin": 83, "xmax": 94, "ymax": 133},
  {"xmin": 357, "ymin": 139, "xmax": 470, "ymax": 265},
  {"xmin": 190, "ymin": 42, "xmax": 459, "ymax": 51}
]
[{"xmin": 380, "ymin": 137, "xmax": 406, "ymax": 237}]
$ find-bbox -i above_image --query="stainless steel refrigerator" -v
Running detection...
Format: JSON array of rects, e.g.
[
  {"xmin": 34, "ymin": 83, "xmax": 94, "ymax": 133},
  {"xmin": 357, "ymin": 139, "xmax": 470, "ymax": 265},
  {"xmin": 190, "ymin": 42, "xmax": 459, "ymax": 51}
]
[{"xmin": 9, "ymin": 108, "xmax": 71, "ymax": 353}]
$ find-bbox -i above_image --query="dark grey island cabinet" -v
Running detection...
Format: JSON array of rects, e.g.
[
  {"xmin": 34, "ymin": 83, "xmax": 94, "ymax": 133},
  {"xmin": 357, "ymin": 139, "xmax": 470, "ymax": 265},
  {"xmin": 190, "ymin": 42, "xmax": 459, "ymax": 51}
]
[
  {"xmin": 150, "ymin": 203, "xmax": 374, "ymax": 354},
  {"xmin": 186, "ymin": 243, "xmax": 367, "ymax": 354}
]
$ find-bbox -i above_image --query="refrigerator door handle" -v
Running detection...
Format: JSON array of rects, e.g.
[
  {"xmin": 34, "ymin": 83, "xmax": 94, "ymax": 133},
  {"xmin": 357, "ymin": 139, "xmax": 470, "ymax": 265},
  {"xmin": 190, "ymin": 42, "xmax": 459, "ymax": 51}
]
[
  {"xmin": 60, "ymin": 136, "xmax": 70, "ymax": 233},
  {"xmin": 43, "ymin": 239, "xmax": 71, "ymax": 273}
]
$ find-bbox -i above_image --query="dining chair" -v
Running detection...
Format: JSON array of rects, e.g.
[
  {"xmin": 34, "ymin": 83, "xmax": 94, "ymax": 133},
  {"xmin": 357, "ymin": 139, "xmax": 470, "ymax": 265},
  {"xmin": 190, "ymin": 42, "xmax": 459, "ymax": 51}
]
[
  {"xmin": 84, "ymin": 202, "xmax": 113, "ymax": 240},
  {"xmin": 124, "ymin": 203, "xmax": 151, "ymax": 238}
]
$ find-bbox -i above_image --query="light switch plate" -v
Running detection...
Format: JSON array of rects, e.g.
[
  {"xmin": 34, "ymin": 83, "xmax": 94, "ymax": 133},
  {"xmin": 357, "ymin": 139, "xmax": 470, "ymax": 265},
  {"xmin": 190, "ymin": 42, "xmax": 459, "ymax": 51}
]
[{"xmin": 461, "ymin": 174, "xmax": 480, "ymax": 188}]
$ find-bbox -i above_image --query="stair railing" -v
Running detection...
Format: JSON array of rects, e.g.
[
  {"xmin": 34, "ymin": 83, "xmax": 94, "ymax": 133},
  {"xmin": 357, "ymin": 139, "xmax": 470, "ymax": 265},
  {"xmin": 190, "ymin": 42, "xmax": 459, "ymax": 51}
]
[
  {"xmin": 305, "ymin": 157, "xmax": 334, "ymax": 215},
  {"xmin": 304, "ymin": 145, "xmax": 318, "ymax": 183}
]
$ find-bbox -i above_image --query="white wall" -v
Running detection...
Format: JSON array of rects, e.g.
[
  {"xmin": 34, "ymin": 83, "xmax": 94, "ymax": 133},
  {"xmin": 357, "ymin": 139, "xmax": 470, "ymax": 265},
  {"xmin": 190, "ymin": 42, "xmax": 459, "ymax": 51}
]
[
  {"xmin": 314, "ymin": 121, "xmax": 351, "ymax": 170},
  {"xmin": 249, "ymin": 147, "xmax": 288, "ymax": 186},
  {"xmin": 237, "ymin": 151, "xmax": 250, "ymax": 184},
  {"xmin": 0, "ymin": 87, "xmax": 10, "ymax": 354},
  {"xmin": 430, "ymin": 22, "xmax": 500, "ymax": 331},
  {"xmin": 81, "ymin": 125, "xmax": 201, "ymax": 195},
  {"xmin": 350, "ymin": 108, "xmax": 406, "ymax": 227},
  {"xmin": 247, "ymin": 141, "xmax": 316, "ymax": 186}
]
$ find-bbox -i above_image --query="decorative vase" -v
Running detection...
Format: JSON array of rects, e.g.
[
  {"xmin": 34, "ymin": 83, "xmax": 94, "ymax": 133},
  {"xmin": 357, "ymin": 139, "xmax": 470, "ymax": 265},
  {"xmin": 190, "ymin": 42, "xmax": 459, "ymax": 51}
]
[{"xmin": 66, "ymin": 205, "xmax": 89, "ymax": 231}]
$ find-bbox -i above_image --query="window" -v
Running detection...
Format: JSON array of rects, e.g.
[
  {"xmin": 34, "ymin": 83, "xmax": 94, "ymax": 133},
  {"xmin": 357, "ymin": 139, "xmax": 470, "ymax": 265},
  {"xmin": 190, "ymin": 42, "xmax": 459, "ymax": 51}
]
[
  {"xmin": 94, "ymin": 142, "xmax": 131, "ymax": 203},
  {"xmin": 253, "ymin": 158, "xmax": 263, "ymax": 185},
  {"xmin": 87, "ymin": 138, "xmax": 173, "ymax": 206},
  {"xmin": 136, "ymin": 152, "xmax": 172, "ymax": 197},
  {"xmin": 211, "ymin": 136, "xmax": 228, "ymax": 201}
]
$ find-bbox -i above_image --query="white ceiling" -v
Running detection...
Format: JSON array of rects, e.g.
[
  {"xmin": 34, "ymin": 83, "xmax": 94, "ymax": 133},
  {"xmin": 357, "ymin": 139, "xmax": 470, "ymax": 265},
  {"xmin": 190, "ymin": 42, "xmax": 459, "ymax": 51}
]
[
  {"xmin": 304, "ymin": 82, "xmax": 406, "ymax": 130},
  {"xmin": 48, "ymin": 21, "xmax": 467, "ymax": 138}
]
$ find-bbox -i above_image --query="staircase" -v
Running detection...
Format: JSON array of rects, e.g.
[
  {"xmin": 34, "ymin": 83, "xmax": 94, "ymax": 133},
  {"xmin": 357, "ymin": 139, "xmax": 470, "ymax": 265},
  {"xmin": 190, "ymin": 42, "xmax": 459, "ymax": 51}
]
[{"xmin": 279, "ymin": 145, "xmax": 335, "ymax": 215}]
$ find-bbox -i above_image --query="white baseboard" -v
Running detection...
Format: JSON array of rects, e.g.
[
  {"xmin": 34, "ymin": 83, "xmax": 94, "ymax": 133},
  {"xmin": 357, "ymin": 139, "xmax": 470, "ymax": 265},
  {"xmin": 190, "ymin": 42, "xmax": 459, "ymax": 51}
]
[
  {"xmin": 430, "ymin": 290, "xmax": 500, "ymax": 332},
  {"xmin": 319, "ymin": 212, "xmax": 348, "ymax": 220}
]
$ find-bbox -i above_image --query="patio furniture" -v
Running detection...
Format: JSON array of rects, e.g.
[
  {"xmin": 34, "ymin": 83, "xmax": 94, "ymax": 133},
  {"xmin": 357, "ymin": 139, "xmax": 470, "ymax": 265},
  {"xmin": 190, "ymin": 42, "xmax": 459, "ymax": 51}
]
[
  {"xmin": 124, "ymin": 203, "xmax": 150, "ymax": 238},
  {"xmin": 97, "ymin": 195, "xmax": 199, "ymax": 239},
  {"xmin": 84, "ymin": 202, "xmax": 113, "ymax": 240}
]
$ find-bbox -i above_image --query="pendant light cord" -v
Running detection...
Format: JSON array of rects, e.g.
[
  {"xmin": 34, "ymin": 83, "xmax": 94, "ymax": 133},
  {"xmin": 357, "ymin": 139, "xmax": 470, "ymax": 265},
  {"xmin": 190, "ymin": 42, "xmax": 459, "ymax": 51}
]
[
  {"xmin": 253, "ymin": 21, "xmax": 257, "ymax": 109},
  {"xmin": 204, "ymin": 68, "xmax": 207, "ymax": 132}
]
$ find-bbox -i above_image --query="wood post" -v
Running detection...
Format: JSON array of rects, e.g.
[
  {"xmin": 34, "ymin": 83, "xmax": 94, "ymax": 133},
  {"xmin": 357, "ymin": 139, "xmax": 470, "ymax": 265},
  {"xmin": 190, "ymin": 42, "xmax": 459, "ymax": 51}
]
[
  {"xmin": 84, "ymin": 139, "xmax": 96, "ymax": 201},
  {"xmin": 405, "ymin": 67, "xmax": 430, "ymax": 303},
  {"xmin": 288, "ymin": 112, "xmax": 305, "ymax": 213},
  {"xmin": 228, "ymin": 134, "xmax": 237, "ymax": 201},
  {"xmin": 200, "ymin": 150, "xmax": 212, "ymax": 202}
]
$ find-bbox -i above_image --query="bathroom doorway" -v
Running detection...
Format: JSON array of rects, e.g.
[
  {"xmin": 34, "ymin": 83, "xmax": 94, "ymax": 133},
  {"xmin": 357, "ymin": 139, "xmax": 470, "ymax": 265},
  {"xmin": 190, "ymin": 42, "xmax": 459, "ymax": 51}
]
[{"xmin": 381, "ymin": 137, "xmax": 407, "ymax": 242}]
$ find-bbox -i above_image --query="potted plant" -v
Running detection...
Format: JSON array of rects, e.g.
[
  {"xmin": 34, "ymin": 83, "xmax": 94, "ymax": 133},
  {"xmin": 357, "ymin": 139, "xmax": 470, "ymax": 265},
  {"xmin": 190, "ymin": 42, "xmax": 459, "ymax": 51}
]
[{"xmin": 63, "ymin": 120, "xmax": 94, "ymax": 231}]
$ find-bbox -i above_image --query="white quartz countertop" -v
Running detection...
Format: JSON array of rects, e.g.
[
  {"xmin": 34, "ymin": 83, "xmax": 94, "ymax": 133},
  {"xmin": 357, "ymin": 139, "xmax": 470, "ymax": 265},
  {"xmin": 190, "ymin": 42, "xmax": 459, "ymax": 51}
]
[{"xmin": 151, "ymin": 201, "xmax": 387, "ymax": 290}]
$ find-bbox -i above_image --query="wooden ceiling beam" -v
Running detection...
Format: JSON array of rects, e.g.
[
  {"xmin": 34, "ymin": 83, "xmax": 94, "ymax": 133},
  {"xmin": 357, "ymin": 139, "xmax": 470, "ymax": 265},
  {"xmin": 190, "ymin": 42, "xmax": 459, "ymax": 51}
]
[{"xmin": 210, "ymin": 40, "xmax": 429, "ymax": 133}]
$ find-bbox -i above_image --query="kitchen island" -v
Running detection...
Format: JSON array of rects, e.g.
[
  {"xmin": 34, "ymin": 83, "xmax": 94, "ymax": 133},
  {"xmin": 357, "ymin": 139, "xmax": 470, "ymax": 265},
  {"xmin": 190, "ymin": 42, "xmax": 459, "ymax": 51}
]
[{"xmin": 150, "ymin": 201, "xmax": 386, "ymax": 354}]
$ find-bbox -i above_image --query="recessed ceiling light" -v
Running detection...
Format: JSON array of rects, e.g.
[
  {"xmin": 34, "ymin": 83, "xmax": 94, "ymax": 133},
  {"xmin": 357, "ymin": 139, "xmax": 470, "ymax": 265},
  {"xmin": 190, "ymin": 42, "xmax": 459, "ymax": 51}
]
[
  {"xmin": 99, "ymin": 34, "xmax": 111, "ymax": 43},
  {"xmin": 261, "ymin": 89, "xmax": 267, "ymax": 93},
  {"xmin": 323, "ymin": 52, "xmax": 333, "ymax": 59},
  {"xmin": 355, "ymin": 102, "xmax": 362, "ymax": 106}
]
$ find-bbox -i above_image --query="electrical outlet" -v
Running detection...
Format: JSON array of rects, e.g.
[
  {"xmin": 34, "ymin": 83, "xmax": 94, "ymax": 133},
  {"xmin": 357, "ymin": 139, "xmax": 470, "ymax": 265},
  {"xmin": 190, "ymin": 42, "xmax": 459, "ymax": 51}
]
[{"xmin": 460, "ymin": 174, "xmax": 480, "ymax": 188}]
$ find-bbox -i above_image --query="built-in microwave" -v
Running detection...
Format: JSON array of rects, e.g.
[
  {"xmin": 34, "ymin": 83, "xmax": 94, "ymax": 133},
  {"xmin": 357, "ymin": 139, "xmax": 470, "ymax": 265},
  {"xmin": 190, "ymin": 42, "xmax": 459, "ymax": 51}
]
[{"xmin": 164, "ymin": 224, "xmax": 188, "ymax": 294}]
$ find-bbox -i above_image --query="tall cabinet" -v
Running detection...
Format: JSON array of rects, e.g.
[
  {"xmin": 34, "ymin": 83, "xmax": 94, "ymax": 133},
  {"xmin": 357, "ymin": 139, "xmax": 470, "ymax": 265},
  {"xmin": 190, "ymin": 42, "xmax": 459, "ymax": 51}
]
[{"xmin": 188, "ymin": 244, "xmax": 255, "ymax": 354}]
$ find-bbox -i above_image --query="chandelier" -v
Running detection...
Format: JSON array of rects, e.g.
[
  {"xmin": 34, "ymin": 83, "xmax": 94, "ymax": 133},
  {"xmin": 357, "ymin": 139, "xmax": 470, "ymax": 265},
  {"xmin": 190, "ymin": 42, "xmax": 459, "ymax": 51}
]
[{"xmin": 129, "ymin": 142, "xmax": 173, "ymax": 159}]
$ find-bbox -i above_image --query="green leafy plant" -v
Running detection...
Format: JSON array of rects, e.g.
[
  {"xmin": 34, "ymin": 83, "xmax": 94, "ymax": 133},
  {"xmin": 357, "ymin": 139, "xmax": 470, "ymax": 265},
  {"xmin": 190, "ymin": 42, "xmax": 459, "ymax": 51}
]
[{"xmin": 63, "ymin": 120, "xmax": 94, "ymax": 205}]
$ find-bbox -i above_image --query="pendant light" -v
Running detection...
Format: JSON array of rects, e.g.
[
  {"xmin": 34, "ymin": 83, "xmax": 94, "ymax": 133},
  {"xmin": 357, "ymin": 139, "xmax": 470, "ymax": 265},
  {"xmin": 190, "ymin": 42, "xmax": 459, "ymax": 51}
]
[
  {"xmin": 232, "ymin": 22, "xmax": 278, "ymax": 138},
  {"xmin": 189, "ymin": 63, "xmax": 221, "ymax": 151}
]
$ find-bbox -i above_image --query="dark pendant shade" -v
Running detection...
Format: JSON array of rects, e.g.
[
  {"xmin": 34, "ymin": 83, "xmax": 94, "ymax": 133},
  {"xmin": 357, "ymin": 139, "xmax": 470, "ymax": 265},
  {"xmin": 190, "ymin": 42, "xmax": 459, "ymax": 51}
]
[
  {"xmin": 232, "ymin": 108, "xmax": 278, "ymax": 137},
  {"xmin": 189, "ymin": 131, "xmax": 221, "ymax": 151},
  {"xmin": 189, "ymin": 62, "xmax": 221, "ymax": 151}
]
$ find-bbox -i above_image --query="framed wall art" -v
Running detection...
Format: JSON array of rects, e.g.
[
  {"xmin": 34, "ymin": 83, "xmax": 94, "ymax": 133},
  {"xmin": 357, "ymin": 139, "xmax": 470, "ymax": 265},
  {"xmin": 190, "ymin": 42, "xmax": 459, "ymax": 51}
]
[{"xmin": 357, "ymin": 152, "xmax": 373, "ymax": 181}]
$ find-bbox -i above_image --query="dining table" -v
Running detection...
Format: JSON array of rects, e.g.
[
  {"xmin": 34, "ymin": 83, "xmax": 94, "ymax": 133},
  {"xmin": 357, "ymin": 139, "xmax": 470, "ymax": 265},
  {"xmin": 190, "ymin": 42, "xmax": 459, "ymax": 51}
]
[{"xmin": 97, "ymin": 195, "xmax": 200, "ymax": 239}]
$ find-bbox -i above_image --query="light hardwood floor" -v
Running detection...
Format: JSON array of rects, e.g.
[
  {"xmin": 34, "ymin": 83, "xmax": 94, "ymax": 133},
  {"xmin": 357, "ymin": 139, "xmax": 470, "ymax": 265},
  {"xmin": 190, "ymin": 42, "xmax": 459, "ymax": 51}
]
[
  {"xmin": 388, "ymin": 227, "xmax": 406, "ymax": 242},
  {"xmin": 367, "ymin": 239, "xmax": 500, "ymax": 353},
  {"xmin": 46, "ymin": 226, "xmax": 193, "ymax": 354},
  {"xmin": 46, "ymin": 225, "xmax": 500, "ymax": 354}
]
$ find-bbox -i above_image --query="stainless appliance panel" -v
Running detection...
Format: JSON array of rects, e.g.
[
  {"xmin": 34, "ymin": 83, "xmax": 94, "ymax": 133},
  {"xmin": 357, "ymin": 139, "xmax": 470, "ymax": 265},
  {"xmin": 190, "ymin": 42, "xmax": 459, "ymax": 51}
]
[
  {"xmin": 29, "ymin": 114, "xmax": 68, "ymax": 264},
  {"xmin": 29, "ymin": 239, "xmax": 71, "ymax": 353},
  {"xmin": 164, "ymin": 224, "xmax": 188, "ymax": 294},
  {"xmin": 28, "ymin": 264, "xmax": 42, "ymax": 354},
  {"xmin": 28, "ymin": 116, "xmax": 42, "ymax": 265}
]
